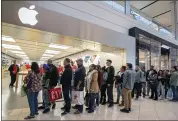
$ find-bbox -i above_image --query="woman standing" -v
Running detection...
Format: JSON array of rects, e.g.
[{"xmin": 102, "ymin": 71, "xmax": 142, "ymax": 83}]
[
  {"xmin": 24, "ymin": 62, "xmax": 42, "ymax": 119},
  {"xmin": 162, "ymin": 70, "xmax": 170, "ymax": 99},
  {"xmin": 86, "ymin": 64, "xmax": 99, "ymax": 113},
  {"xmin": 157, "ymin": 70, "xmax": 164, "ymax": 99}
]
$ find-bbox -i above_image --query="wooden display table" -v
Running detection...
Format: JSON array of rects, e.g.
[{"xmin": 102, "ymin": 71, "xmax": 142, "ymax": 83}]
[{"xmin": 15, "ymin": 71, "xmax": 28, "ymax": 89}]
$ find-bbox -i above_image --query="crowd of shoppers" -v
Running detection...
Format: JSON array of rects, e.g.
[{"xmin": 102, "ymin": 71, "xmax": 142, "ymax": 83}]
[{"xmin": 9, "ymin": 58, "xmax": 178, "ymax": 119}]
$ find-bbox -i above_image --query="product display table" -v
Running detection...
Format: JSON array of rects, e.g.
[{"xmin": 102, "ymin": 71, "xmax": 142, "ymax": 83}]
[{"xmin": 15, "ymin": 71, "xmax": 28, "ymax": 89}]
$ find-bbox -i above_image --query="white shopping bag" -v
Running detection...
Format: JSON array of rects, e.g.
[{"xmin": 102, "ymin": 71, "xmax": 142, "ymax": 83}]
[{"xmin": 71, "ymin": 90, "xmax": 84, "ymax": 105}]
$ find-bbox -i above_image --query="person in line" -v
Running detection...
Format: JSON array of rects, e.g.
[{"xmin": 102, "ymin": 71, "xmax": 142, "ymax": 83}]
[
  {"xmin": 162, "ymin": 70, "xmax": 170, "ymax": 99},
  {"xmin": 106, "ymin": 59, "xmax": 115, "ymax": 107},
  {"xmin": 140, "ymin": 66, "xmax": 146, "ymax": 98},
  {"xmin": 149, "ymin": 70, "xmax": 158, "ymax": 100},
  {"xmin": 120, "ymin": 63, "xmax": 135, "ymax": 113},
  {"xmin": 71, "ymin": 61, "xmax": 77, "ymax": 72},
  {"xmin": 47, "ymin": 59, "xmax": 59, "ymax": 109},
  {"xmin": 132, "ymin": 65, "xmax": 142, "ymax": 100},
  {"xmin": 73, "ymin": 58, "xmax": 86, "ymax": 114},
  {"xmin": 8, "ymin": 60, "xmax": 19, "ymax": 88},
  {"xmin": 157, "ymin": 70, "xmax": 164, "ymax": 100},
  {"xmin": 114, "ymin": 66, "xmax": 126, "ymax": 106},
  {"xmin": 38, "ymin": 64, "xmax": 51, "ymax": 114},
  {"xmin": 24, "ymin": 62, "xmax": 42, "ymax": 119},
  {"xmin": 96, "ymin": 65, "xmax": 102, "ymax": 107},
  {"xmin": 146, "ymin": 66, "xmax": 156, "ymax": 96},
  {"xmin": 60, "ymin": 58, "xmax": 73, "ymax": 115},
  {"xmin": 169, "ymin": 66, "xmax": 178, "ymax": 101},
  {"xmin": 100, "ymin": 66, "xmax": 108, "ymax": 105},
  {"xmin": 86, "ymin": 64, "xmax": 99, "ymax": 113}
]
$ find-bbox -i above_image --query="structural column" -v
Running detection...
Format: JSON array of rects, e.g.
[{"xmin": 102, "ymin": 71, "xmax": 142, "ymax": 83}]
[
  {"xmin": 171, "ymin": 1, "xmax": 178, "ymax": 40},
  {"xmin": 125, "ymin": 0, "xmax": 131, "ymax": 15}
]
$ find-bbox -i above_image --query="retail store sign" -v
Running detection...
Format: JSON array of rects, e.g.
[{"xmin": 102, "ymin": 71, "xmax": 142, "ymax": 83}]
[{"xmin": 18, "ymin": 5, "xmax": 38, "ymax": 26}]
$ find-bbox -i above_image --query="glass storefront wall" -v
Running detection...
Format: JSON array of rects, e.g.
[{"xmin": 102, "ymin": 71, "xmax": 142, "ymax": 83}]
[{"xmin": 138, "ymin": 34, "xmax": 173, "ymax": 71}]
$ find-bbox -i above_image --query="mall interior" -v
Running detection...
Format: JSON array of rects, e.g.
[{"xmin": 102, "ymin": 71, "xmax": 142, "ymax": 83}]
[{"xmin": 1, "ymin": 1, "xmax": 178, "ymax": 120}]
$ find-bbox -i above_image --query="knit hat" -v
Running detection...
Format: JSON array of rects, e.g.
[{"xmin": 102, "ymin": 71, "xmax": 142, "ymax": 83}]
[{"xmin": 43, "ymin": 64, "xmax": 49, "ymax": 70}]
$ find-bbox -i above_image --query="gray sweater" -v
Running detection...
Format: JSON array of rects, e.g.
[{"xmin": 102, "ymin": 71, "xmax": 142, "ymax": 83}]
[
  {"xmin": 170, "ymin": 71, "xmax": 178, "ymax": 86},
  {"xmin": 135, "ymin": 70, "xmax": 142, "ymax": 83},
  {"xmin": 123, "ymin": 69, "xmax": 136, "ymax": 90}
]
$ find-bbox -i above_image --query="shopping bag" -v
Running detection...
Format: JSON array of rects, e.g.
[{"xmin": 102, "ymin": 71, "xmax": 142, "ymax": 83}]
[
  {"xmin": 167, "ymin": 88, "xmax": 173, "ymax": 99},
  {"xmin": 49, "ymin": 87, "xmax": 62, "ymax": 102},
  {"xmin": 20, "ymin": 85, "xmax": 27, "ymax": 97},
  {"xmin": 71, "ymin": 90, "xmax": 84, "ymax": 105}
]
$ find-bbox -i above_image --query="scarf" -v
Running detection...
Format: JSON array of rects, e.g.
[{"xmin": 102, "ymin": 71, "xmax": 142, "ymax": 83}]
[{"xmin": 86, "ymin": 70, "xmax": 97, "ymax": 91}]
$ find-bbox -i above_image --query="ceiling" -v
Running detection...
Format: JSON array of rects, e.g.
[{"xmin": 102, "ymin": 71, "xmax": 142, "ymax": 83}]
[
  {"xmin": 2, "ymin": 23, "xmax": 122, "ymax": 62},
  {"xmin": 130, "ymin": 1, "xmax": 177, "ymax": 30}
]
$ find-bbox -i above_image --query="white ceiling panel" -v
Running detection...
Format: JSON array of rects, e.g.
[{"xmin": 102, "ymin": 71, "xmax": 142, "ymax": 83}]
[
  {"xmin": 141, "ymin": 1, "xmax": 171, "ymax": 17},
  {"xmin": 154, "ymin": 11, "xmax": 171, "ymax": 27},
  {"xmin": 130, "ymin": 1, "xmax": 154, "ymax": 10}
]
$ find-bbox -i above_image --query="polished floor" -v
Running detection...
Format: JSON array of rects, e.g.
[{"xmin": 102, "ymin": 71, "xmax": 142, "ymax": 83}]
[{"xmin": 2, "ymin": 76, "xmax": 178, "ymax": 120}]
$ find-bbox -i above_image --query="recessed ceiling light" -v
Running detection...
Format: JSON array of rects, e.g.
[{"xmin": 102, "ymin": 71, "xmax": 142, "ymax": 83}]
[
  {"xmin": 16, "ymin": 54, "xmax": 28, "ymax": 57},
  {"xmin": 45, "ymin": 50, "xmax": 60, "ymax": 55},
  {"xmin": 2, "ymin": 35, "xmax": 16, "ymax": 42},
  {"xmin": 2, "ymin": 44, "xmax": 21, "ymax": 50},
  {"xmin": 49, "ymin": 43, "xmax": 70, "ymax": 49},
  {"xmin": 9, "ymin": 50, "xmax": 25, "ymax": 54},
  {"xmin": 161, "ymin": 45, "xmax": 170, "ymax": 49},
  {"xmin": 42, "ymin": 54, "xmax": 55, "ymax": 57}
]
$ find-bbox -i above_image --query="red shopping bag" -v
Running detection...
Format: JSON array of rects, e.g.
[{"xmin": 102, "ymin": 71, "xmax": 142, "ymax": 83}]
[{"xmin": 49, "ymin": 87, "xmax": 62, "ymax": 102}]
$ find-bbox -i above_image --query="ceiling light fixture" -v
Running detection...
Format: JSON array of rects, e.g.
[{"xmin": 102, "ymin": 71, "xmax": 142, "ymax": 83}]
[
  {"xmin": 2, "ymin": 44, "xmax": 21, "ymax": 50},
  {"xmin": 42, "ymin": 54, "xmax": 55, "ymax": 57},
  {"xmin": 161, "ymin": 45, "xmax": 170, "ymax": 49},
  {"xmin": 9, "ymin": 50, "xmax": 25, "ymax": 54},
  {"xmin": 2, "ymin": 35, "xmax": 16, "ymax": 42},
  {"xmin": 16, "ymin": 54, "xmax": 28, "ymax": 57},
  {"xmin": 45, "ymin": 50, "xmax": 60, "ymax": 55},
  {"xmin": 49, "ymin": 43, "xmax": 70, "ymax": 49}
]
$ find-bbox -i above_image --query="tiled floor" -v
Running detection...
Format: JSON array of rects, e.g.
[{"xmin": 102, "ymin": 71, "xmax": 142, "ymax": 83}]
[{"xmin": 2, "ymin": 76, "xmax": 178, "ymax": 120}]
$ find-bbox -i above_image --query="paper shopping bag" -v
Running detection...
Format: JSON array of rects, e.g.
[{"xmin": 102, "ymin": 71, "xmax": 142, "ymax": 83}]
[
  {"xmin": 71, "ymin": 90, "xmax": 84, "ymax": 105},
  {"xmin": 49, "ymin": 87, "xmax": 62, "ymax": 102}
]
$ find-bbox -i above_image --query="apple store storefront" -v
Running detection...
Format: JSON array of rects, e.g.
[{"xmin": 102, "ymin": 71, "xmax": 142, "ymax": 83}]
[{"xmin": 2, "ymin": 1, "xmax": 136, "ymax": 73}]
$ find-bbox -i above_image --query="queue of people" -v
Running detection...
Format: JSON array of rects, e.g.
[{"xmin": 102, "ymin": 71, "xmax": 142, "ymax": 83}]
[{"xmin": 8, "ymin": 58, "xmax": 178, "ymax": 119}]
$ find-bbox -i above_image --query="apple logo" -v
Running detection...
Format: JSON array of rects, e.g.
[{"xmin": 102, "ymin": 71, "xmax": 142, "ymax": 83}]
[{"xmin": 18, "ymin": 5, "xmax": 38, "ymax": 26}]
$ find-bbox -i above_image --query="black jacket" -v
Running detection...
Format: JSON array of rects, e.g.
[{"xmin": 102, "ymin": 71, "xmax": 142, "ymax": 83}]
[
  {"xmin": 8, "ymin": 64, "xmax": 19, "ymax": 76},
  {"xmin": 106, "ymin": 66, "xmax": 115, "ymax": 85},
  {"xmin": 49, "ymin": 64, "xmax": 59, "ymax": 87},
  {"xmin": 60, "ymin": 64, "xmax": 73, "ymax": 88}
]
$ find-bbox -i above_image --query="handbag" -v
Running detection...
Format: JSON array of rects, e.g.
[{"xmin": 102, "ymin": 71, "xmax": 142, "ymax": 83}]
[
  {"xmin": 20, "ymin": 79, "xmax": 30, "ymax": 97},
  {"xmin": 49, "ymin": 87, "xmax": 62, "ymax": 102}
]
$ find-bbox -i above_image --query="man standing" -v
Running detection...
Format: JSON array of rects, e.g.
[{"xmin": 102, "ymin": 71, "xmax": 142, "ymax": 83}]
[
  {"xmin": 120, "ymin": 63, "xmax": 135, "ymax": 113},
  {"xmin": 132, "ymin": 65, "xmax": 142, "ymax": 99},
  {"xmin": 106, "ymin": 59, "xmax": 115, "ymax": 107},
  {"xmin": 73, "ymin": 58, "xmax": 86, "ymax": 114},
  {"xmin": 60, "ymin": 58, "xmax": 73, "ymax": 115},
  {"xmin": 146, "ymin": 65, "xmax": 156, "ymax": 96},
  {"xmin": 8, "ymin": 60, "xmax": 19, "ymax": 87},
  {"xmin": 47, "ymin": 59, "xmax": 59, "ymax": 109}
]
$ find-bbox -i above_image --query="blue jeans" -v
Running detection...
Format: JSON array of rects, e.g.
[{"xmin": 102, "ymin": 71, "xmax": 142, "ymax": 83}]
[
  {"xmin": 89, "ymin": 93, "xmax": 97, "ymax": 111},
  {"xmin": 43, "ymin": 89, "xmax": 50, "ymax": 109},
  {"xmin": 117, "ymin": 85, "xmax": 122, "ymax": 103},
  {"xmin": 171, "ymin": 85, "xmax": 177, "ymax": 100},
  {"xmin": 27, "ymin": 91, "xmax": 39, "ymax": 116}
]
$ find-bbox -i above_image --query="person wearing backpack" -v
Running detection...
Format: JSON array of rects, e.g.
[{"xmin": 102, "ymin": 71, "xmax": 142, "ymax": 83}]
[
  {"xmin": 100, "ymin": 66, "xmax": 108, "ymax": 105},
  {"xmin": 114, "ymin": 66, "xmax": 126, "ymax": 106},
  {"xmin": 132, "ymin": 65, "xmax": 142, "ymax": 99}
]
